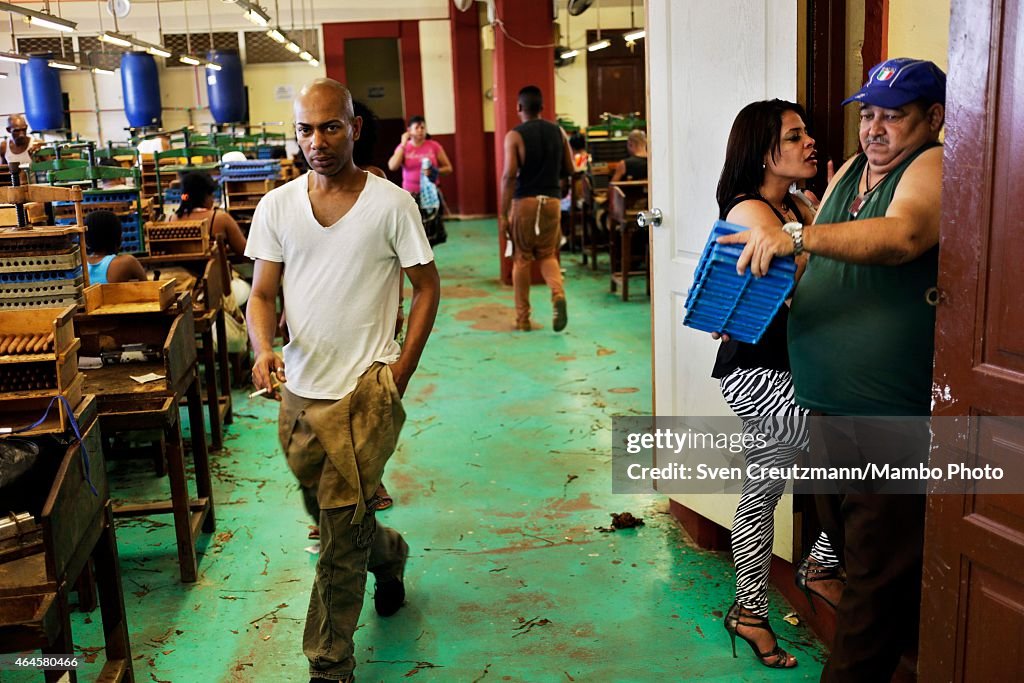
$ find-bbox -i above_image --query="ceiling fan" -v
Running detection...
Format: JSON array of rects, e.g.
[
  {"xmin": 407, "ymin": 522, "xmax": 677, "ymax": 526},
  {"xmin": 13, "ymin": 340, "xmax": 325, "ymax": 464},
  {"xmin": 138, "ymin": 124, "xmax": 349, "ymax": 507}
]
[{"xmin": 568, "ymin": 0, "xmax": 594, "ymax": 17}]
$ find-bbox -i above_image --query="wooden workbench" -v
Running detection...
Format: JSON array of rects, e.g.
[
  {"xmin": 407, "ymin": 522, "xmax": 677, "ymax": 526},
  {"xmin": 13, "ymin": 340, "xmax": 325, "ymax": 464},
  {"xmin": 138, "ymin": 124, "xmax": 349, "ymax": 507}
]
[{"xmin": 75, "ymin": 294, "xmax": 214, "ymax": 583}]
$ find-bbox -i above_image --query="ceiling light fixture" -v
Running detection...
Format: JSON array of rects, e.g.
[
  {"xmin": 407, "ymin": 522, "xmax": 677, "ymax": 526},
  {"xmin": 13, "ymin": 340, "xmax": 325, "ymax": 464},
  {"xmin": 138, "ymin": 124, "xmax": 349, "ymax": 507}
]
[
  {"xmin": 623, "ymin": 29, "xmax": 645, "ymax": 42},
  {"xmin": 285, "ymin": 41, "xmax": 301, "ymax": 54},
  {"xmin": 267, "ymin": 28, "xmax": 285, "ymax": 43},
  {"xmin": 0, "ymin": 51, "xmax": 27, "ymax": 64},
  {"xmin": 205, "ymin": 61, "xmax": 222, "ymax": 71},
  {"xmin": 99, "ymin": 31, "xmax": 133, "ymax": 48},
  {"xmin": 308, "ymin": 59, "xmax": 319, "ymax": 67},
  {"xmin": 0, "ymin": 2, "xmax": 78, "ymax": 34},
  {"xmin": 298, "ymin": 50, "xmax": 311, "ymax": 61},
  {"xmin": 560, "ymin": 48, "xmax": 579, "ymax": 59},
  {"xmin": 587, "ymin": 0, "xmax": 609, "ymax": 52},
  {"xmin": 244, "ymin": 6, "xmax": 271, "ymax": 26},
  {"xmin": 92, "ymin": 66, "xmax": 115, "ymax": 75},
  {"xmin": 48, "ymin": 59, "xmax": 79, "ymax": 70},
  {"xmin": 179, "ymin": 54, "xmax": 202, "ymax": 65}
]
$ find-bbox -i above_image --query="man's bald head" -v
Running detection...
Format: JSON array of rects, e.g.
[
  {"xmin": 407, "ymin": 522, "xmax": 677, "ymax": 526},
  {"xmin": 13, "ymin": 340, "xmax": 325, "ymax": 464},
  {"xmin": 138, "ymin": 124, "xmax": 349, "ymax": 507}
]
[
  {"xmin": 6, "ymin": 114, "xmax": 29, "ymax": 147},
  {"xmin": 296, "ymin": 79, "xmax": 354, "ymax": 123},
  {"xmin": 293, "ymin": 78, "xmax": 362, "ymax": 177}
]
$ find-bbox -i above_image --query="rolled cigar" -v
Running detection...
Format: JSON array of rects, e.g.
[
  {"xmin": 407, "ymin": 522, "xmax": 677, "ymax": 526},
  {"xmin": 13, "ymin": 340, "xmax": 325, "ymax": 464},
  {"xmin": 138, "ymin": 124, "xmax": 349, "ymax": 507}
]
[
  {"xmin": 14, "ymin": 334, "xmax": 31, "ymax": 354},
  {"xmin": 30, "ymin": 334, "xmax": 45, "ymax": 353},
  {"xmin": 26, "ymin": 334, "xmax": 39, "ymax": 353},
  {"xmin": 42, "ymin": 332, "xmax": 54, "ymax": 352},
  {"xmin": 0, "ymin": 335, "xmax": 12, "ymax": 354}
]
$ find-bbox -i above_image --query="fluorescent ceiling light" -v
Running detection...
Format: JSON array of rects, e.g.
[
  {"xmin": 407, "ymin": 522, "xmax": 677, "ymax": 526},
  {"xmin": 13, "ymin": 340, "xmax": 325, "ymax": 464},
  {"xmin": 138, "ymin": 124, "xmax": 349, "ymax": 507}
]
[
  {"xmin": 587, "ymin": 39, "xmax": 611, "ymax": 52},
  {"xmin": 99, "ymin": 32, "xmax": 133, "ymax": 48},
  {"xmin": 623, "ymin": 30, "xmax": 645, "ymax": 42},
  {"xmin": 179, "ymin": 55, "xmax": 202, "ymax": 66},
  {"xmin": 267, "ymin": 28, "xmax": 286, "ymax": 44},
  {"xmin": 92, "ymin": 66, "xmax": 116, "ymax": 75},
  {"xmin": 285, "ymin": 42, "xmax": 301, "ymax": 54},
  {"xmin": 560, "ymin": 49, "xmax": 579, "ymax": 59},
  {"xmin": 0, "ymin": 73, "xmax": 7, "ymax": 78},
  {"xmin": 308, "ymin": 59, "xmax": 319, "ymax": 67},
  {"xmin": 244, "ymin": 8, "xmax": 270, "ymax": 26},
  {"xmin": 146, "ymin": 45, "xmax": 172, "ymax": 58},
  {"xmin": 0, "ymin": 52, "xmax": 27, "ymax": 64},
  {"xmin": 0, "ymin": 2, "xmax": 76, "ymax": 33},
  {"xmin": 48, "ymin": 59, "xmax": 79, "ymax": 70},
  {"xmin": 299, "ymin": 51, "xmax": 312, "ymax": 61},
  {"xmin": 205, "ymin": 61, "xmax": 222, "ymax": 71}
]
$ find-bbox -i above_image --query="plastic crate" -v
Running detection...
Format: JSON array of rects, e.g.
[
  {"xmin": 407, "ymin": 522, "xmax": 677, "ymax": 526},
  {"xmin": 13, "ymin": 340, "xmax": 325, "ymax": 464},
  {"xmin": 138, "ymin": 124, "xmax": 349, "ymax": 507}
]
[{"xmin": 683, "ymin": 220, "xmax": 796, "ymax": 344}]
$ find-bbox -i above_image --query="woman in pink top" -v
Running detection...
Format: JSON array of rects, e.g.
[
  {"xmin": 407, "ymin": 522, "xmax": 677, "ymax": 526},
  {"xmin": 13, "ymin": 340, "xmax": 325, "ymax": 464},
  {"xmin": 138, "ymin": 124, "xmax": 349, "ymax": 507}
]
[{"xmin": 387, "ymin": 115, "xmax": 453, "ymax": 193}]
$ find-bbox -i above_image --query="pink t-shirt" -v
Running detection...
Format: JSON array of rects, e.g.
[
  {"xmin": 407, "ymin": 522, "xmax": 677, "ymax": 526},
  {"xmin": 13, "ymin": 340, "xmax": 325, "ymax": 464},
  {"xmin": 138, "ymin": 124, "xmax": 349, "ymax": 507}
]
[{"xmin": 399, "ymin": 139, "xmax": 444, "ymax": 194}]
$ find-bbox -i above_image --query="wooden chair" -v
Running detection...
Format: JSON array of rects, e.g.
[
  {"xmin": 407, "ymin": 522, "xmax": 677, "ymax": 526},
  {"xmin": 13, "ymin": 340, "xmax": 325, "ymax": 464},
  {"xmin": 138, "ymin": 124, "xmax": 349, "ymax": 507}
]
[
  {"xmin": 608, "ymin": 180, "xmax": 650, "ymax": 300},
  {"xmin": 581, "ymin": 171, "xmax": 612, "ymax": 270},
  {"xmin": 76, "ymin": 294, "xmax": 215, "ymax": 582}
]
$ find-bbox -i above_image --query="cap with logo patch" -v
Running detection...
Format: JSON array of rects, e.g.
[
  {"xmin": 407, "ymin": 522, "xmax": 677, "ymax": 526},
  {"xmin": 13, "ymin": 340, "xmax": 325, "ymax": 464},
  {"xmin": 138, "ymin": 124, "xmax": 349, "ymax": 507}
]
[{"xmin": 842, "ymin": 57, "xmax": 946, "ymax": 108}]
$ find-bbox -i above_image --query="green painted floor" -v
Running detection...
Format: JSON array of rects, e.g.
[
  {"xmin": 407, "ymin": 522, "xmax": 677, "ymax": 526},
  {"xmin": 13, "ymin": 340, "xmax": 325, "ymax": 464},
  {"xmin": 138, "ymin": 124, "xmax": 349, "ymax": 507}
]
[{"xmin": 7, "ymin": 219, "xmax": 825, "ymax": 682}]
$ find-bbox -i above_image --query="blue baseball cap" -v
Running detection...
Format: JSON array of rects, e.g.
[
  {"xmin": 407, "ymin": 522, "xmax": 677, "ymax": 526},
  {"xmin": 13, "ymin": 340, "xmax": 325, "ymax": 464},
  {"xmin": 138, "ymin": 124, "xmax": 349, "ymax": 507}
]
[{"xmin": 842, "ymin": 58, "xmax": 946, "ymax": 108}]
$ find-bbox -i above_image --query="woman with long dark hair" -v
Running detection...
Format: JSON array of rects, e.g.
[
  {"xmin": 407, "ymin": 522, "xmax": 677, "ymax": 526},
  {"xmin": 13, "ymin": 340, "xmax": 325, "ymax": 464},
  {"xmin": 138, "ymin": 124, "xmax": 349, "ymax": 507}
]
[
  {"xmin": 715, "ymin": 100, "xmax": 841, "ymax": 669},
  {"xmin": 174, "ymin": 171, "xmax": 247, "ymax": 255}
]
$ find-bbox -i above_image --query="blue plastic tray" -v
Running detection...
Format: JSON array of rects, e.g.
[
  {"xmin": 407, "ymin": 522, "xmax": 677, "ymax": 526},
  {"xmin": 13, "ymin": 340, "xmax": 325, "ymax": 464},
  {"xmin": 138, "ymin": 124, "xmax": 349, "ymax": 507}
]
[{"xmin": 683, "ymin": 220, "xmax": 796, "ymax": 344}]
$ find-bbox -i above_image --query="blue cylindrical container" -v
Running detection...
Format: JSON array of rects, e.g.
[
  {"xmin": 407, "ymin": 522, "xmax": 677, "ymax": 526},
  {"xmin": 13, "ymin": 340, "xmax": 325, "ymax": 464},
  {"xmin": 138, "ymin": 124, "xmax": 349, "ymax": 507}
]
[
  {"xmin": 206, "ymin": 50, "xmax": 246, "ymax": 123},
  {"xmin": 121, "ymin": 52, "xmax": 162, "ymax": 128},
  {"xmin": 20, "ymin": 56, "xmax": 65, "ymax": 131}
]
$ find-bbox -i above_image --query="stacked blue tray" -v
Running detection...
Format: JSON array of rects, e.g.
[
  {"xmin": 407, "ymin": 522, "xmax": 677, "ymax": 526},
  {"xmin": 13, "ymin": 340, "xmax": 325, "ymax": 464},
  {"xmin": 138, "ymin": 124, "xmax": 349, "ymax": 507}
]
[
  {"xmin": 220, "ymin": 160, "xmax": 280, "ymax": 182},
  {"xmin": 683, "ymin": 220, "xmax": 797, "ymax": 344},
  {"xmin": 54, "ymin": 192, "xmax": 145, "ymax": 254}
]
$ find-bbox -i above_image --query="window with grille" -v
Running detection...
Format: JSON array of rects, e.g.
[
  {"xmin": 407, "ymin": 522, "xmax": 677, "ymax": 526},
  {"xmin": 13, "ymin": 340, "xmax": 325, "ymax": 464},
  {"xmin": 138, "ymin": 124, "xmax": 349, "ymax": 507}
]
[
  {"xmin": 77, "ymin": 37, "xmax": 120, "ymax": 71},
  {"xmin": 164, "ymin": 32, "xmax": 240, "ymax": 67},
  {"xmin": 16, "ymin": 36, "xmax": 73, "ymax": 57}
]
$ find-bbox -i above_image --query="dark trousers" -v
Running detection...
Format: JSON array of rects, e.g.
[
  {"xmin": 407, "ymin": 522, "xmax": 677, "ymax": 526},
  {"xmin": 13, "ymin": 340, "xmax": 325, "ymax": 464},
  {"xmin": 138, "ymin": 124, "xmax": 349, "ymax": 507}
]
[{"xmin": 810, "ymin": 416, "xmax": 928, "ymax": 683}]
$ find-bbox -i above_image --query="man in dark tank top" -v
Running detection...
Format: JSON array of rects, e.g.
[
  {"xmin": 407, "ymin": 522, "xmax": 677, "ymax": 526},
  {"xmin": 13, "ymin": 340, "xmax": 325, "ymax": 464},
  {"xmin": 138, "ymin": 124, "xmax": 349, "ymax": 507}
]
[
  {"xmin": 499, "ymin": 85, "xmax": 575, "ymax": 332},
  {"xmin": 720, "ymin": 57, "xmax": 946, "ymax": 683}
]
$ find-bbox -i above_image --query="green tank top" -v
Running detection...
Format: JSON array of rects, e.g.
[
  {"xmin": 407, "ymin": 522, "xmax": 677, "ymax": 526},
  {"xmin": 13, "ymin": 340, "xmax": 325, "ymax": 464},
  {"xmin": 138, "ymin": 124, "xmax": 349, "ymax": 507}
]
[{"xmin": 788, "ymin": 143, "xmax": 940, "ymax": 416}]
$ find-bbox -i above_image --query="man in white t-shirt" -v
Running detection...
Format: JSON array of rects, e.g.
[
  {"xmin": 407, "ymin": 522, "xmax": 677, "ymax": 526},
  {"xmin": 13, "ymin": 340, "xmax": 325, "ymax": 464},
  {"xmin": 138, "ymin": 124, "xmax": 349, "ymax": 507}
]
[
  {"xmin": 245, "ymin": 79, "xmax": 440, "ymax": 683},
  {"xmin": 1, "ymin": 114, "xmax": 43, "ymax": 167}
]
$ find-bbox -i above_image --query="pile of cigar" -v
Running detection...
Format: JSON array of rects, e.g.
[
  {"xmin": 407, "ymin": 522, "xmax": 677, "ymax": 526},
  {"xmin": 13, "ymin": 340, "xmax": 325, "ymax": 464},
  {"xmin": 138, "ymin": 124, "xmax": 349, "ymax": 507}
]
[
  {"xmin": 0, "ymin": 365, "xmax": 57, "ymax": 391},
  {"xmin": 0, "ymin": 333, "xmax": 55, "ymax": 355}
]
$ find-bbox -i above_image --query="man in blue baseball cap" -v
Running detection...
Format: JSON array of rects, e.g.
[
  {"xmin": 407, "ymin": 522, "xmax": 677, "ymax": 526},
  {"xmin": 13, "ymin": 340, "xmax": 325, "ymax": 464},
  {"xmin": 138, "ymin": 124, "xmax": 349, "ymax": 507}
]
[{"xmin": 718, "ymin": 57, "xmax": 946, "ymax": 682}]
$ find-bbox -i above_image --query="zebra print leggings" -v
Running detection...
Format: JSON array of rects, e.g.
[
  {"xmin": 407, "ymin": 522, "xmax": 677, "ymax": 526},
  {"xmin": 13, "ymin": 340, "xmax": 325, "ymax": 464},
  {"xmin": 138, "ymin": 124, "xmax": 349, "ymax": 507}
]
[{"xmin": 720, "ymin": 367, "xmax": 838, "ymax": 618}]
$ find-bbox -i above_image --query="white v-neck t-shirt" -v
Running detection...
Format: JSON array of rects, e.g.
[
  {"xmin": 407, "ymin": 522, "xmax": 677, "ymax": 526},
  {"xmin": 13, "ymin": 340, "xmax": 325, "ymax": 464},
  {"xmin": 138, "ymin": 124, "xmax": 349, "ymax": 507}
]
[{"xmin": 245, "ymin": 171, "xmax": 433, "ymax": 400}]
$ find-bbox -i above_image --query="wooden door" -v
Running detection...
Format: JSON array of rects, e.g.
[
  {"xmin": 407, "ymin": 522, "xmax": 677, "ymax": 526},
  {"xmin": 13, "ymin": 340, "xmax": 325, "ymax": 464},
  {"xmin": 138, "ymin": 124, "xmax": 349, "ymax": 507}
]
[
  {"xmin": 586, "ymin": 30, "xmax": 646, "ymax": 124},
  {"xmin": 919, "ymin": 0, "xmax": 1024, "ymax": 678}
]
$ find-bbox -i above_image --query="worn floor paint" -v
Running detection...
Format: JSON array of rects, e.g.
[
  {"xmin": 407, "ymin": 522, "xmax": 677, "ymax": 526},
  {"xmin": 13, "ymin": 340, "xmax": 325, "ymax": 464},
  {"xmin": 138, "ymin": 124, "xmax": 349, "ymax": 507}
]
[{"xmin": 6, "ymin": 220, "xmax": 825, "ymax": 682}]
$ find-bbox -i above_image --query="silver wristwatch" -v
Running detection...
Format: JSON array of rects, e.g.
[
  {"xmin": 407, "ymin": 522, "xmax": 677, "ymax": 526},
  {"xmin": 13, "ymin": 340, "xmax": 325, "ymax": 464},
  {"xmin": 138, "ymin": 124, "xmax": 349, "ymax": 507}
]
[{"xmin": 782, "ymin": 221, "xmax": 804, "ymax": 256}]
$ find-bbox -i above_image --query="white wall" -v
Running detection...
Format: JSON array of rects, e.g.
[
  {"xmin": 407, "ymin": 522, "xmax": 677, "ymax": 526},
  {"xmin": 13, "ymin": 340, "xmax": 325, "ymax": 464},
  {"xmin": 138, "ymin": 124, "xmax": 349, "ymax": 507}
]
[
  {"xmin": 554, "ymin": 5, "xmax": 644, "ymax": 128},
  {"xmin": 419, "ymin": 20, "xmax": 456, "ymax": 135}
]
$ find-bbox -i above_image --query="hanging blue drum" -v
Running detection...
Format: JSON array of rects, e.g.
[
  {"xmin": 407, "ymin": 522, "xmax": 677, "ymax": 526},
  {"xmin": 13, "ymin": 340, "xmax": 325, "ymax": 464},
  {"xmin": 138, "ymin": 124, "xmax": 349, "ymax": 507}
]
[
  {"xmin": 121, "ymin": 52, "xmax": 162, "ymax": 128},
  {"xmin": 21, "ymin": 55, "xmax": 65, "ymax": 131},
  {"xmin": 206, "ymin": 50, "xmax": 246, "ymax": 123}
]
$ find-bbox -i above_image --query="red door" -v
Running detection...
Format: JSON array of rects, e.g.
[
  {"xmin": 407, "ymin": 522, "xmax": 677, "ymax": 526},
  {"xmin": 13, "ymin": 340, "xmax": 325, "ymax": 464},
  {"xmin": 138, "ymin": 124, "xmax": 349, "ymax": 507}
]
[{"xmin": 919, "ymin": 0, "xmax": 1024, "ymax": 678}]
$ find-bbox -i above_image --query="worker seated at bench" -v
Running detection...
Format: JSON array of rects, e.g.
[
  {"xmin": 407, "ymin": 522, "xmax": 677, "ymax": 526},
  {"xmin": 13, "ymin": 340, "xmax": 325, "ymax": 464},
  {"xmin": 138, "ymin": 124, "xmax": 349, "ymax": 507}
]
[
  {"xmin": 611, "ymin": 129, "xmax": 648, "ymax": 183},
  {"xmin": 85, "ymin": 209, "xmax": 147, "ymax": 284}
]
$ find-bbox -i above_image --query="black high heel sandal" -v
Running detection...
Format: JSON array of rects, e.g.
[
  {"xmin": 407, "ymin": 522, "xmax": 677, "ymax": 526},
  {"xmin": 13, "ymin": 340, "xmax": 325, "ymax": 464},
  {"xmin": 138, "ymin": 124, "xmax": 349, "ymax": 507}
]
[
  {"xmin": 723, "ymin": 602, "xmax": 798, "ymax": 669},
  {"xmin": 795, "ymin": 556, "xmax": 846, "ymax": 613}
]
